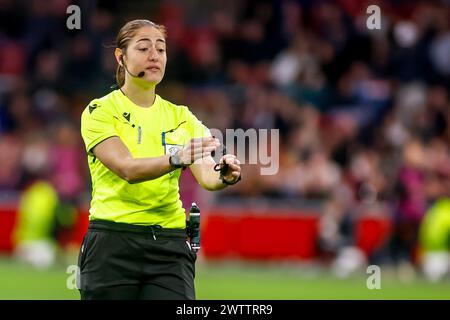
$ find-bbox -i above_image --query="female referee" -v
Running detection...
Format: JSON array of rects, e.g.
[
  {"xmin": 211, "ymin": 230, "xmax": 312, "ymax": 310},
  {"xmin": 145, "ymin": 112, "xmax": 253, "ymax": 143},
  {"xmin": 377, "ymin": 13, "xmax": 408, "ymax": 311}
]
[{"xmin": 79, "ymin": 19, "xmax": 241, "ymax": 300}]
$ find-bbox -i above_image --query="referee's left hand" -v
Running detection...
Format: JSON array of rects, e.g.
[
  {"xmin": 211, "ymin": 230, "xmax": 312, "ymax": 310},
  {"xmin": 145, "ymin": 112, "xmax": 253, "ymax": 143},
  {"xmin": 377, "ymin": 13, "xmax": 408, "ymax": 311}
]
[{"xmin": 219, "ymin": 154, "xmax": 241, "ymax": 184}]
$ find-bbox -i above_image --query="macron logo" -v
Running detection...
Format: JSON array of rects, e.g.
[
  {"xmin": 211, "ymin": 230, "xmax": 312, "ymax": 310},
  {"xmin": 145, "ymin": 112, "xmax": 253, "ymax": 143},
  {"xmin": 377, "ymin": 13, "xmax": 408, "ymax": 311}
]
[
  {"xmin": 88, "ymin": 103, "xmax": 99, "ymax": 114},
  {"xmin": 122, "ymin": 112, "xmax": 131, "ymax": 122}
]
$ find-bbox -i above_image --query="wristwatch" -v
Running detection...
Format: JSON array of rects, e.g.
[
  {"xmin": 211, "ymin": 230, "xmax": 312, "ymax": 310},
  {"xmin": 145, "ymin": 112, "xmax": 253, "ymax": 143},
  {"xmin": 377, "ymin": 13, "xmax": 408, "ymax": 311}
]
[{"xmin": 169, "ymin": 153, "xmax": 186, "ymax": 169}]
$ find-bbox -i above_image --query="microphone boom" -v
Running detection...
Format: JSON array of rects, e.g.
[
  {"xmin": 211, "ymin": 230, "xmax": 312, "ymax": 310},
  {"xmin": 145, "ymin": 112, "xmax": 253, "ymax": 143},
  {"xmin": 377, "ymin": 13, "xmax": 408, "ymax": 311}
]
[{"xmin": 122, "ymin": 58, "xmax": 145, "ymax": 78}]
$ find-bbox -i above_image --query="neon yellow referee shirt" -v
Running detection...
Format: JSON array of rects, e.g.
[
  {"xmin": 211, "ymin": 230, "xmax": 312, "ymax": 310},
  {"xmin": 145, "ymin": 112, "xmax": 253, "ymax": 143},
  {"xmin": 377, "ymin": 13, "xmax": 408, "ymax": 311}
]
[{"xmin": 80, "ymin": 89, "xmax": 210, "ymax": 228}]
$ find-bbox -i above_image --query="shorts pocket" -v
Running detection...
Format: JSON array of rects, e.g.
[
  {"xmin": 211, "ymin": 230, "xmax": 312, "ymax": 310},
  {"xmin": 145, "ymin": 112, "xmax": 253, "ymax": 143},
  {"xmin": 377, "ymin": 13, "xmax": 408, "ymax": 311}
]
[
  {"xmin": 184, "ymin": 240, "xmax": 197, "ymax": 263},
  {"xmin": 77, "ymin": 233, "xmax": 89, "ymax": 271}
]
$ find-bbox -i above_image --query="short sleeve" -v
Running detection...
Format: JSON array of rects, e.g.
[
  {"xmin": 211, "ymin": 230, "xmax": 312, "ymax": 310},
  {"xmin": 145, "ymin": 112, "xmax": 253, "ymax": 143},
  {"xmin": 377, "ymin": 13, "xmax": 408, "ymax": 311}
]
[
  {"xmin": 184, "ymin": 107, "xmax": 212, "ymax": 139},
  {"xmin": 80, "ymin": 100, "xmax": 117, "ymax": 155}
]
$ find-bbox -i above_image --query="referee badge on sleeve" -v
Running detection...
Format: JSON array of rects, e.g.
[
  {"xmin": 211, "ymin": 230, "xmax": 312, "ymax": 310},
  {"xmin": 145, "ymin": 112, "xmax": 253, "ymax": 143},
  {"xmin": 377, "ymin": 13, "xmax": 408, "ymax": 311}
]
[
  {"xmin": 165, "ymin": 144, "xmax": 182, "ymax": 156},
  {"xmin": 161, "ymin": 128, "xmax": 185, "ymax": 156}
]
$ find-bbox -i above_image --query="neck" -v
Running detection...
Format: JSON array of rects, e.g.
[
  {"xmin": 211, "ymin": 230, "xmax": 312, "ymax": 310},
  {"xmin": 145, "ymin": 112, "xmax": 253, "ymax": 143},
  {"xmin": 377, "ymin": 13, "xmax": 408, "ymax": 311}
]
[{"xmin": 121, "ymin": 80, "xmax": 156, "ymax": 108}]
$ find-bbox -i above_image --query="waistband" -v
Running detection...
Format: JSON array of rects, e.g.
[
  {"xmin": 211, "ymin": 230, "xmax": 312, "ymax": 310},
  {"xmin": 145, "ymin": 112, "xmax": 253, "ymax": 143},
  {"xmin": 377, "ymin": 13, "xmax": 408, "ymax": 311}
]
[{"xmin": 88, "ymin": 220, "xmax": 187, "ymax": 240}]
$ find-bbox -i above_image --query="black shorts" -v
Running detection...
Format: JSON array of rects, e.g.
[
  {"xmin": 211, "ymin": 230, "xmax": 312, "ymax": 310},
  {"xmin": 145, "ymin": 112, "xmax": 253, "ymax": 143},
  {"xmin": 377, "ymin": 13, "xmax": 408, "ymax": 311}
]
[{"xmin": 77, "ymin": 220, "xmax": 197, "ymax": 300}]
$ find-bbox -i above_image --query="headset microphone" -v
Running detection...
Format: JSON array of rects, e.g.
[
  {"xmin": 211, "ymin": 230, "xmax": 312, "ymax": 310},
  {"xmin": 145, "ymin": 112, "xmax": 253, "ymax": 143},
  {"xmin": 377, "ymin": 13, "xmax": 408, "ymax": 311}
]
[{"xmin": 121, "ymin": 56, "xmax": 145, "ymax": 78}]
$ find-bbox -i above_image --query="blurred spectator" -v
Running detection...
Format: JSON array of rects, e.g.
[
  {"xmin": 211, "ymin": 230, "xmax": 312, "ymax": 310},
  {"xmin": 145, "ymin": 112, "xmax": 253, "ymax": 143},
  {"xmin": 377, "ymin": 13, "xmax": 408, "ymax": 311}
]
[
  {"xmin": 0, "ymin": 0, "xmax": 449, "ymax": 273},
  {"xmin": 48, "ymin": 121, "xmax": 85, "ymax": 241},
  {"xmin": 0, "ymin": 134, "xmax": 23, "ymax": 192},
  {"xmin": 12, "ymin": 132, "xmax": 57, "ymax": 269},
  {"xmin": 419, "ymin": 198, "xmax": 450, "ymax": 282},
  {"xmin": 12, "ymin": 180, "xmax": 59, "ymax": 269},
  {"xmin": 390, "ymin": 139, "xmax": 428, "ymax": 266}
]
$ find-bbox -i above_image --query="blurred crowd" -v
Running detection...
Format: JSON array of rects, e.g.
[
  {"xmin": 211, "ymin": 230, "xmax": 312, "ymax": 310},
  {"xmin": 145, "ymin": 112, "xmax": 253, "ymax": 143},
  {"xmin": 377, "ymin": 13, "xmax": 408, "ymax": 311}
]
[{"xmin": 1, "ymin": 0, "xmax": 450, "ymax": 278}]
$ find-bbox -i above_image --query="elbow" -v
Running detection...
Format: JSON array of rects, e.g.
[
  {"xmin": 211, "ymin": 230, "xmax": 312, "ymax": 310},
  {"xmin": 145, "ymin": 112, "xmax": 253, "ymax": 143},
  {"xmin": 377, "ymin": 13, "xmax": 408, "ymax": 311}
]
[
  {"xmin": 124, "ymin": 176, "xmax": 140, "ymax": 184},
  {"xmin": 118, "ymin": 170, "xmax": 134, "ymax": 184},
  {"xmin": 121, "ymin": 170, "xmax": 141, "ymax": 184},
  {"xmin": 117, "ymin": 163, "xmax": 139, "ymax": 184},
  {"xmin": 117, "ymin": 160, "xmax": 153, "ymax": 184}
]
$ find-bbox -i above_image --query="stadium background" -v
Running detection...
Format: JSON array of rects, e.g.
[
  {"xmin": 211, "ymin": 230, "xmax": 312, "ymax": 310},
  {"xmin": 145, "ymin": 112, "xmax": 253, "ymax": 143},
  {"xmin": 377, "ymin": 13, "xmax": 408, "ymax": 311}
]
[{"xmin": 1, "ymin": 0, "xmax": 450, "ymax": 299}]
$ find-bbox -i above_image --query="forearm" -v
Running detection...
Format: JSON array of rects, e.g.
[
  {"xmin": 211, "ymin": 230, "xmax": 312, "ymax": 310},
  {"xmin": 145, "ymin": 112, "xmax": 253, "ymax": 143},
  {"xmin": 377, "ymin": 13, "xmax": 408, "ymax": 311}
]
[
  {"xmin": 119, "ymin": 154, "xmax": 173, "ymax": 183},
  {"xmin": 190, "ymin": 155, "xmax": 241, "ymax": 191},
  {"xmin": 194, "ymin": 162, "xmax": 228, "ymax": 191},
  {"xmin": 93, "ymin": 136, "xmax": 222, "ymax": 184}
]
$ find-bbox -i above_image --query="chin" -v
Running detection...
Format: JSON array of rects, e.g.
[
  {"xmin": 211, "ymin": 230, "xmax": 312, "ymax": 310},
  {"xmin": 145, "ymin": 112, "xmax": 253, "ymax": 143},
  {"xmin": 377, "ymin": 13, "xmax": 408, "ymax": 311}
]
[{"xmin": 144, "ymin": 75, "xmax": 163, "ymax": 84}]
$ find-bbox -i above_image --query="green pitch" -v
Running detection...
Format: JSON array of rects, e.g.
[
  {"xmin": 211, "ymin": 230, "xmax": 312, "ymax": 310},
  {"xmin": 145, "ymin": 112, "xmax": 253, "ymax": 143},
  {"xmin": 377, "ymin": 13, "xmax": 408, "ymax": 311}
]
[{"xmin": 0, "ymin": 257, "xmax": 449, "ymax": 300}]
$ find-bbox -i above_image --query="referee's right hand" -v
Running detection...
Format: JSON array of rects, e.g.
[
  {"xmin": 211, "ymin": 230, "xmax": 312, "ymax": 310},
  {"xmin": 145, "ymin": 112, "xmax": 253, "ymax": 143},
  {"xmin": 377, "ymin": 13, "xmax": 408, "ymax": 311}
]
[{"xmin": 178, "ymin": 137, "xmax": 220, "ymax": 166}]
